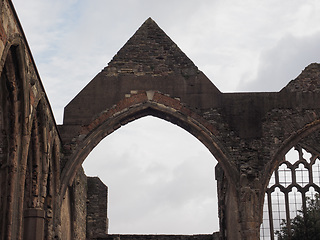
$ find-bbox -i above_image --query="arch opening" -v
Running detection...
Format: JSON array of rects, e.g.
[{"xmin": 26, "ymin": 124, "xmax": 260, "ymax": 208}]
[
  {"xmin": 60, "ymin": 98, "xmax": 237, "ymax": 204},
  {"xmin": 83, "ymin": 116, "xmax": 219, "ymax": 234},
  {"xmin": 260, "ymin": 145, "xmax": 320, "ymax": 239}
]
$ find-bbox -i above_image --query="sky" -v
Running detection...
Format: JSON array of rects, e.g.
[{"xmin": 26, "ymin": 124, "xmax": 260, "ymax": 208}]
[{"xmin": 12, "ymin": 0, "xmax": 320, "ymax": 235}]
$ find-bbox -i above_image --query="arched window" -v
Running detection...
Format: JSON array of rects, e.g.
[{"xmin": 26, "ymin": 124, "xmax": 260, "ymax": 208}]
[{"xmin": 260, "ymin": 146, "xmax": 320, "ymax": 239}]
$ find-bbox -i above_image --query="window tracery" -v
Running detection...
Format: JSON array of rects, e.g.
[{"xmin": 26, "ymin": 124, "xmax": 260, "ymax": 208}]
[{"xmin": 260, "ymin": 145, "xmax": 320, "ymax": 239}]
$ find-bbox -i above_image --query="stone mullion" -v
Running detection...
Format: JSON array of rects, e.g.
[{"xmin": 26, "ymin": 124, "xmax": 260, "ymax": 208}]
[
  {"xmin": 284, "ymin": 191, "xmax": 292, "ymax": 239},
  {"xmin": 267, "ymin": 191, "xmax": 275, "ymax": 240}
]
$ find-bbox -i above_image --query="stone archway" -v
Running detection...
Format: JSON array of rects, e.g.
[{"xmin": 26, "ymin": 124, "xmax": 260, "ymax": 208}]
[
  {"xmin": 56, "ymin": 17, "xmax": 320, "ymax": 239},
  {"xmin": 59, "ymin": 91, "xmax": 238, "ymax": 202},
  {"xmin": 260, "ymin": 131, "xmax": 320, "ymax": 238},
  {"xmin": 83, "ymin": 115, "xmax": 219, "ymax": 234},
  {"xmin": 262, "ymin": 118, "xmax": 320, "ymax": 193},
  {"xmin": 3, "ymin": 3, "xmax": 320, "ymax": 238}
]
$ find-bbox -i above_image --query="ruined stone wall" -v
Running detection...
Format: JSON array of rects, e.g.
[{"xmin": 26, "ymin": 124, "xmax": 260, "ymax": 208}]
[
  {"xmin": 59, "ymin": 16, "xmax": 320, "ymax": 240},
  {"xmin": 61, "ymin": 188, "xmax": 73, "ymax": 240},
  {"xmin": 0, "ymin": 1, "xmax": 109, "ymax": 239},
  {"xmin": 72, "ymin": 167, "xmax": 88, "ymax": 240},
  {"xmin": 87, "ymin": 177, "xmax": 109, "ymax": 239},
  {"xmin": 0, "ymin": 1, "xmax": 62, "ymax": 239},
  {"xmin": 100, "ymin": 234, "xmax": 219, "ymax": 240},
  {"xmin": 2, "ymin": 1, "xmax": 320, "ymax": 239}
]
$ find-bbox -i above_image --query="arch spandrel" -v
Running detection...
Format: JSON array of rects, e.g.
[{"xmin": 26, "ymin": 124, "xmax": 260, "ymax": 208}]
[
  {"xmin": 59, "ymin": 17, "xmax": 230, "ymax": 199},
  {"xmin": 59, "ymin": 91, "xmax": 239, "ymax": 202},
  {"xmin": 62, "ymin": 18, "xmax": 221, "ymax": 126}
]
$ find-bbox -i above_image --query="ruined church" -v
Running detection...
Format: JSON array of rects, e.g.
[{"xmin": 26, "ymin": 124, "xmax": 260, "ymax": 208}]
[{"xmin": 1, "ymin": 0, "xmax": 320, "ymax": 239}]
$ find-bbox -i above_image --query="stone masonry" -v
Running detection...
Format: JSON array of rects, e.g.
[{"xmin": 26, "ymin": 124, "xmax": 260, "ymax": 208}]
[
  {"xmin": 1, "ymin": 1, "xmax": 320, "ymax": 239},
  {"xmin": 87, "ymin": 177, "xmax": 108, "ymax": 239}
]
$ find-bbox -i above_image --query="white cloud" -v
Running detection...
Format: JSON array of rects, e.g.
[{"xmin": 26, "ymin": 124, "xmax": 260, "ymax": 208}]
[{"xmin": 238, "ymin": 32, "xmax": 320, "ymax": 92}]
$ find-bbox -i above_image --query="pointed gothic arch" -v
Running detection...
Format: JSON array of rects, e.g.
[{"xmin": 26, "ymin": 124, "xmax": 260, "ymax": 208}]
[
  {"xmin": 262, "ymin": 118, "xmax": 320, "ymax": 193},
  {"xmin": 60, "ymin": 91, "xmax": 238, "ymax": 204},
  {"xmin": 259, "ymin": 118, "xmax": 320, "ymax": 239}
]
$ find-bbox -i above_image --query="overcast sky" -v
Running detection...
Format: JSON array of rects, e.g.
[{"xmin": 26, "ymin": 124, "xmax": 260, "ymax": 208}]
[{"xmin": 12, "ymin": 0, "xmax": 320, "ymax": 235}]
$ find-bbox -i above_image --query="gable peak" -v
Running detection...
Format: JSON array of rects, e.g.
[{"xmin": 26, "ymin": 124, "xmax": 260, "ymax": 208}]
[
  {"xmin": 144, "ymin": 17, "xmax": 155, "ymax": 24},
  {"xmin": 283, "ymin": 63, "xmax": 320, "ymax": 92},
  {"xmin": 103, "ymin": 17, "xmax": 199, "ymax": 78}
]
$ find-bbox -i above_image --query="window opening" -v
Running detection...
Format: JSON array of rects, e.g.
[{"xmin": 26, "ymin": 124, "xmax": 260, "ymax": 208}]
[
  {"xmin": 260, "ymin": 146, "xmax": 320, "ymax": 239},
  {"xmin": 288, "ymin": 187, "xmax": 302, "ymax": 222},
  {"xmin": 278, "ymin": 164, "xmax": 292, "ymax": 188},
  {"xmin": 312, "ymin": 159, "xmax": 320, "ymax": 186},
  {"xmin": 295, "ymin": 163, "xmax": 309, "ymax": 187}
]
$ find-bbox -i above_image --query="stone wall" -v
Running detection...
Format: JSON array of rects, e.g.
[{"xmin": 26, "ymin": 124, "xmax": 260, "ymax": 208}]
[
  {"xmin": 60, "ymin": 167, "xmax": 88, "ymax": 240},
  {"xmin": 2, "ymin": 1, "xmax": 320, "ymax": 239},
  {"xmin": 87, "ymin": 177, "xmax": 109, "ymax": 239},
  {"xmin": 58, "ymin": 16, "xmax": 320, "ymax": 240},
  {"xmin": 73, "ymin": 168, "xmax": 88, "ymax": 240},
  {"xmin": 100, "ymin": 234, "xmax": 219, "ymax": 240},
  {"xmin": 0, "ymin": 1, "xmax": 62, "ymax": 239}
]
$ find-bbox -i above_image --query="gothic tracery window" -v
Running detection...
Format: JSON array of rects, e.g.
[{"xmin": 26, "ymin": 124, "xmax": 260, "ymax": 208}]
[{"xmin": 260, "ymin": 145, "xmax": 320, "ymax": 239}]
